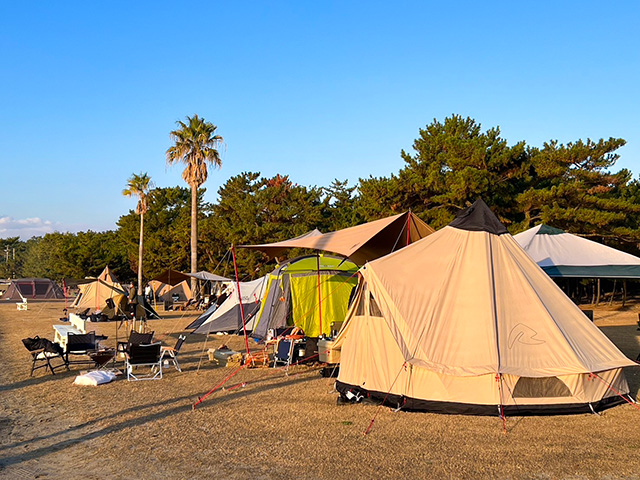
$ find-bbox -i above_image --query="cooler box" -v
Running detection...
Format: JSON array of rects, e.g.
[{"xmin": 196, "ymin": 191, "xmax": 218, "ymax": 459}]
[{"xmin": 318, "ymin": 339, "xmax": 340, "ymax": 364}]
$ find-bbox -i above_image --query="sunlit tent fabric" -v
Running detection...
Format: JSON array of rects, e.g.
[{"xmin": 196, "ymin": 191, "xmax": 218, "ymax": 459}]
[
  {"xmin": 71, "ymin": 266, "xmax": 127, "ymax": 312},
  {"xmin": 514, "ymin": 224, "xmax": 640, "ymax": 278},
  {"xmin": 156, "ymin": 280, "xmax": 192, "ymax": 303},
  {"xmin": 4, "ymin": 278, "xmax": 64, "ymax": 300},
  {"xmin": 188, "ymin": 276, "xmax": 268, "ymax": 334},
  {"xmin": 241, "ymin": 213, "xmax": 434, "ymax": 265},
  {"xmin": 251, "ymin": 255, "xmax": 359, "ymax": 340},
  {"xmin": 334, "ymin": 199, "xmax": 636, "ymax": 415},
  {"xmin": 149, "ymin": 270, "xmax": 194, "ymax": 302},
  {"xmin": 238, "ymin": 229, "xmax": 323, "ymax": 260}
]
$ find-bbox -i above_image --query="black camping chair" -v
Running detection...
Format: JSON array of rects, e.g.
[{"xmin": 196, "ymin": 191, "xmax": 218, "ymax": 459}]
[
  {"xmin": 65, "ymin": 332, "xmax": 98, "ymax": 366},
  {"xmin": 159, "ymin": 335, "xmax": 186, "ymax": 372},
  {"xmin": 22, "ymin": 336, "xmax": 69, "ymax": 376},
  {"xmin": 116, "ymin": 330, "xmax": 154, "ymax": 357},
  {"xmin": 125, "ymin": 343, "xmax": 163, "ymax": 381}
]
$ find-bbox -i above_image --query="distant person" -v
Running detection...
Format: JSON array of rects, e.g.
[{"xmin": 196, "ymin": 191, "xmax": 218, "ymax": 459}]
[
  {"xmin": 144, "ymin": 284, "xmax": 153, "ymax": 302},
  {"xmin": 128, "ymin": 286, "xmax": 138, "ymax": 318}
]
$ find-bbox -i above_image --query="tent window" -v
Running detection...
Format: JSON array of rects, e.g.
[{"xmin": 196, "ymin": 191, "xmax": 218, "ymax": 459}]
[
  {"xmin": 18, "ymin": 284, "xmax": 33, "ymax": 295},
  {"xmin": 512, "ymin": 377, "xmax": 572, "ymax": 398},
  {"xmin": 369, "ymin": 294, "xmax": 383, "ymax": 317}
]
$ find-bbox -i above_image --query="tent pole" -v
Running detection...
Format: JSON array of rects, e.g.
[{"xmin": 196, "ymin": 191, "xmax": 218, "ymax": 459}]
[
  {"xmin": 317, "ymin": 253, "xmax": 323, "ymax": 337},
  {"xmin": 406, "ymin": 212, "xmax": 411, "ymax": 246},
  {"xmin": 596, "ymin": 278, "xmax": 601, "ymax": 305},
  {"xmin": 623, "ymin": 280, "xmax": 627, "ymax": 307},
  {"xmin": 609, "ymin": 279, "xmax": 617, "ymax": 306},
  {"xmin": 231, "ymin": 246, "xmax": 250, "ymax": 356}
]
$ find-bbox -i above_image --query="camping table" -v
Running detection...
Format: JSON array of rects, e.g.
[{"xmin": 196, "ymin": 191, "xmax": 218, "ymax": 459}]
[{"xmin": 53, "ymin": 325, "xmax": 83, "ymax": 350}]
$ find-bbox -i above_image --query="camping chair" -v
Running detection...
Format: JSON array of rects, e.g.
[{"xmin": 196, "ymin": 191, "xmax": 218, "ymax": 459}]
[
  {"xmin": 273, "ymin": 338, "xmax": 296, "ymax": 368},
  {"xmin": 159, "ymin": 335, "xmax": 186, "ymax": 372},
  {"xmin": 65, "ymin": 332, "xmax": 98, "ymax": 366},
  {"xmin": 116, "ymin": 330, "xmax": 154, "ymax": 357},
  {"xmin": 125, "ymin": 342, "xmax": 163, "ymax": 381},
  {"xmin": 22, "ymin": 337, "xmax": 69, "ymax": 376}
]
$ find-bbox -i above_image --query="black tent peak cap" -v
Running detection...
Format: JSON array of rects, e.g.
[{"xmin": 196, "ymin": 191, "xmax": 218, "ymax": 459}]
[{"xmin": 449, "ymin": 198, "xmax": 508, "ymax": 235}]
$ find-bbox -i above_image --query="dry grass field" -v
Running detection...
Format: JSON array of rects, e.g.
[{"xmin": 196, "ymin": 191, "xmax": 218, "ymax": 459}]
[{"xmin": 1, "ymin": 301, "xmax": 640, "ymax": 479}]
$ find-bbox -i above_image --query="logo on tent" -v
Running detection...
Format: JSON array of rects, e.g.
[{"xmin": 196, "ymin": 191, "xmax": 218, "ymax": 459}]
[{"xmin": 508, "ymin": 324, "xmax": 545, "ymax": 349}]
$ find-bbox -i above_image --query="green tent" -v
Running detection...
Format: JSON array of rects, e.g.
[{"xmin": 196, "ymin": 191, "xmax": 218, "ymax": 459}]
[{"xmin": 251, "ymin": 255, "xmax": 359, "ymax": 339}]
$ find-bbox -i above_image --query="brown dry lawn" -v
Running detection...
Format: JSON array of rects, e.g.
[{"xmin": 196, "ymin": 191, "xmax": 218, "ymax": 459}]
[{"xmin": 1, "ymin": 301, "xmax": 640, "ymax": 479}]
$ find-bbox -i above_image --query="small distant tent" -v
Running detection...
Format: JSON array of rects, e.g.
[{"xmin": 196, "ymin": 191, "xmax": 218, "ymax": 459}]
[
  {"xmin": 188, "ymin": 276, "xmax": 269, "ymax": 334},
  {"xmin": 335, "ymin": 199, "xmax": 636, "ymax": 415},
  {"xmin": 149, "ymin": 269, "xmax": 194, "ymax": 303},
  {"xmin": 71, "ymin": 266, "xmax": 128, "ymax": 313},
  {"xmin": 251, "ymin": 255, "xmax": 359, "ymax": 340},
  {"xmin": 241, "ymin": 213, "xmax": 433, "ymax": 265},
  {"xmin": 156, "ymin": 280, "xmax": 193, "ymax": 303},
  {"xmin": 3, "ymin": 278, "xmax": 64, "ymax": 300},
  {"xmin": 514, "ymin": 224, "xmax": 640, "ymax": 278}
]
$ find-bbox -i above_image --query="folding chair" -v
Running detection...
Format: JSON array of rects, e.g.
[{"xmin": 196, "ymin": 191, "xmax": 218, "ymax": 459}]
[
  {"xmin": 116, "ymin": 330, "xmax": 154, "ymax": 357},
  {"xmin": 125, "ymin": 343, "xmax": 163, "ymax": 381},
  {"xmin": 273, "ymin": 338, "xmax": 295, "ymax": 368},
  {"xmin": 22, "ymin": 337, "xmax": 69, "ymax": 376},
  {"xmin": 160, "ymin": 335, "xmax": 186, "ymax": 372},
  {"xmin": 65, "ymin": 332, "xmax": 98, "ymax": 366}
]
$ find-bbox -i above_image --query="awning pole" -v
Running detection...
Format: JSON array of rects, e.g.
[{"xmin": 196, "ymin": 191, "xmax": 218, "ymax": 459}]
[
  {"xmin": 317, "ymin": 253, "xmax": 323, "ymax": 337},
  {"xmin": 406, "ymin": 212, "xmax": 411, "ymax": 246},
  {"xmin": 231, "ymin": 245, "xmax": 250, "ymax": 355}
]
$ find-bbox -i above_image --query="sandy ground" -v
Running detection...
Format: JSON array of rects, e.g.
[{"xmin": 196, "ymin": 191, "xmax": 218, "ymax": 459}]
[{"xmin": 1, "ymin": 301, "xmax": 640, "ymax": 480}]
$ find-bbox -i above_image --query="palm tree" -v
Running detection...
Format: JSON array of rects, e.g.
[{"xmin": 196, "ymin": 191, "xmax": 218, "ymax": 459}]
[
  {"xmin": 166, "ymin": 114, "xmax": 223, "ymax": 294},
  {"xmin": 123, "ymin": 172, "xmax": 154, "ymax": 295}
]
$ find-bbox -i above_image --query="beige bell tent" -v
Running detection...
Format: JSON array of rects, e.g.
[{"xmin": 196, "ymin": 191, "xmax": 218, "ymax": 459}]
[
  {"xmin": 71, "ymin": 266, "xmax": 127, "ymax": 315},
  {"xmin": 335, "ymin": 199, "xmax": 636, "ymax": 415}
]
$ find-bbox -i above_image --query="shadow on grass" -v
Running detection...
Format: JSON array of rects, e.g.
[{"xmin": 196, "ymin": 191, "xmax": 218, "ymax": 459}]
[{"xmin": 0, "ymin": 369, "xmax": 317, "ymax": 469}]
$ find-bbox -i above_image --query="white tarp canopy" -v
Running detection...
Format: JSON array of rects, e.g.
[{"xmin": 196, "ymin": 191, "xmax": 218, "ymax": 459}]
[{"xmin": 514, "ymin": 224, "xmax": 640, "ymax": 278}]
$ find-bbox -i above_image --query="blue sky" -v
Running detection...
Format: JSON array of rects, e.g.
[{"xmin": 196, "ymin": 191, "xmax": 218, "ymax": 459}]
[{"xmin": 1, "ymin": 1, "xmax": 639, "ymax": 239}]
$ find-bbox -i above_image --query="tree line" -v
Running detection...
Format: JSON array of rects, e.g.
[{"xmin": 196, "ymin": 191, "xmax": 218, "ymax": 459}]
[{"xmin": 3, "ymin": 114, "xmax": 639, "ymax": 283}]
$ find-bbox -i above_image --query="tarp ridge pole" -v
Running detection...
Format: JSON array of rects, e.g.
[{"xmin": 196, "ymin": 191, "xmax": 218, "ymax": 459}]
[
  {"xmin": 317, "ymin": 254, "xmax": 323, "ymax": 337},
  {"xmin": 231, "ymin": 245, "xmax": 250, "ymax": 356},
  {"xmin": 405, "ymin": 211, "xmax": 411, "ymax": 246}
]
